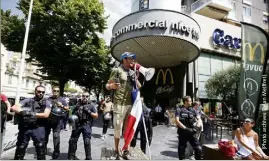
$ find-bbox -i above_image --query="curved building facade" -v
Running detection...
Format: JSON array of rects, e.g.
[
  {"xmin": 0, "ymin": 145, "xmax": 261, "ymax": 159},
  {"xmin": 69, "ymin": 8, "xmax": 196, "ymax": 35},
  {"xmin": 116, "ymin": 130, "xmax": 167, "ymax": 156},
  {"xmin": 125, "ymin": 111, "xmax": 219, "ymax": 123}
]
[{"xmin": 111, "ymin": 0, "xmax": 242, "ymax": 108}]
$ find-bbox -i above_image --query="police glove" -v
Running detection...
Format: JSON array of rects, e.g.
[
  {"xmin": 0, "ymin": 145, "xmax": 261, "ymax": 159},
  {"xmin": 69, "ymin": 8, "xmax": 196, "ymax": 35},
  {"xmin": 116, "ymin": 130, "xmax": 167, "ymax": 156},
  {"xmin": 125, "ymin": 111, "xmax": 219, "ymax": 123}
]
[
  {"xmin": 185, "ymin": 127, "xmax": 196, "ymax": 133},
  {"xmin": 83, "ymin": 106, "xmax": 92, "ymax": 115},
  {"xmin": 20, "ymin": 110, "xmax": 32, "ymax": 117}
]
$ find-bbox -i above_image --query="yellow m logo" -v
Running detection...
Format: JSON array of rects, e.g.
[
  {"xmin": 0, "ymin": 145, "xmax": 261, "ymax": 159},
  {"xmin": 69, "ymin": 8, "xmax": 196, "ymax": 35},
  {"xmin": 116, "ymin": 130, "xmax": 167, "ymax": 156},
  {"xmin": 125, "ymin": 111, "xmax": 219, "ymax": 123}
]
[
  {"xmin": 244, "ymin": 43, "xmax": 265, "ymax": 64},
  {"xmin": 155, "ymin": 69, "xmax": 174, "ymax": 85}
]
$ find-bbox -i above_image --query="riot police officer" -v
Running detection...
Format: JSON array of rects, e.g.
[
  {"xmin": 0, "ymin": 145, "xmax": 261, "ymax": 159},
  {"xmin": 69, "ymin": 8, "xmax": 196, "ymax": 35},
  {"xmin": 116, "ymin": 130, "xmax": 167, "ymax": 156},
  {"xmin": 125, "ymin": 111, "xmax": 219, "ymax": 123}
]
[
  {"xmin": 67, "ymin": 92, "xmax": 98, "ymax": 160},
  {"xmin": 11, "ymin": 85, "xmax": 52, "ymax": 160},
  {"xmin": 45, "ymin": 87, "xmax": 69, "ymax": 159},
  {"xmin": 175, "ymin": 96, "xmax": 203, "ymax": 160},
  {"xmin": 130, "ymin": 97, "xmax": 153, "ymax": 154}
]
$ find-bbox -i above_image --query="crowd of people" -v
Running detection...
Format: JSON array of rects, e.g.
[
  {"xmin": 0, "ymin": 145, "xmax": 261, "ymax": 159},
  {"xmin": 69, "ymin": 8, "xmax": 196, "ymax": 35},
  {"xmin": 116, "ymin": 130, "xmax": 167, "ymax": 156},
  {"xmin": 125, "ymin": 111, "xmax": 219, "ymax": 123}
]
[{"xmin": 1, "ymin": 51, "xmax": 269, "ymax": 160}]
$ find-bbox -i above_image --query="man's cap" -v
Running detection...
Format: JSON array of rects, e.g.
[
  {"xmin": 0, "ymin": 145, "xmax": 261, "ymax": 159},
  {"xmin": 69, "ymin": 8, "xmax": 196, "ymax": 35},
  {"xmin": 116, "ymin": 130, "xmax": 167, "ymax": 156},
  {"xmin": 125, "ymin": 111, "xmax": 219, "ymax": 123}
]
[{"xmin": 120, "ymin": 52, "xmax": 136, "ymax": 61}]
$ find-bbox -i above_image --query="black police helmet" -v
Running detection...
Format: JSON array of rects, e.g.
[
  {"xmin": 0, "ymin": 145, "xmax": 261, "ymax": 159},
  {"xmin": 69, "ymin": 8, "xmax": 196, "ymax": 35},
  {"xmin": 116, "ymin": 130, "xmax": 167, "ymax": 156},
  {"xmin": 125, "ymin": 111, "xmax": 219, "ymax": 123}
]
[
  {"xmin": 49, "ymin": 107, "xmax": 64, "ymax": 122},
  {"xmin": 68, "ymin": 115, "xmax": 79, "ymax": 130}
]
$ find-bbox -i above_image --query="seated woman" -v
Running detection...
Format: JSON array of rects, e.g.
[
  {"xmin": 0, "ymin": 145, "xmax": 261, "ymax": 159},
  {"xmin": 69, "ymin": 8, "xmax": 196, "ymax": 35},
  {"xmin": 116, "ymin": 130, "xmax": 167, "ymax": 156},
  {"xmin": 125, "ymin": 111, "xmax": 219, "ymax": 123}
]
[{"xmin": 234, "ymin": 118, "xmax": 269, "ymax": 160}]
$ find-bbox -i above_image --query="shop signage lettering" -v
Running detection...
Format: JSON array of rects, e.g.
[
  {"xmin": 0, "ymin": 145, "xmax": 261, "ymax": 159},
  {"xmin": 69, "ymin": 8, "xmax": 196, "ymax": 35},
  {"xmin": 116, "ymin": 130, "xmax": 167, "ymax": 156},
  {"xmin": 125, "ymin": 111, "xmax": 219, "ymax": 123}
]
[
  {"xmin": 156, "ymin": 85, "xmax": 174, "ymax": 94},
  {"xmin": 212, "ymin": 28, "xmax": 241, "ymax": 50},
  {"xmin": 111, "ymin": 20, "xmax": 199, "ymax": 41}
]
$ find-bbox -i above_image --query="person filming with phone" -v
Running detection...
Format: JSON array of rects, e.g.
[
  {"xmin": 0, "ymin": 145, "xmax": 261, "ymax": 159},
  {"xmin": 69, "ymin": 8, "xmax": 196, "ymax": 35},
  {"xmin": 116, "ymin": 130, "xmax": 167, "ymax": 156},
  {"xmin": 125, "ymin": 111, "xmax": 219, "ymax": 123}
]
[{"xmin": 106, "ymin": 52, "xmax": 142, "ymax": 160}]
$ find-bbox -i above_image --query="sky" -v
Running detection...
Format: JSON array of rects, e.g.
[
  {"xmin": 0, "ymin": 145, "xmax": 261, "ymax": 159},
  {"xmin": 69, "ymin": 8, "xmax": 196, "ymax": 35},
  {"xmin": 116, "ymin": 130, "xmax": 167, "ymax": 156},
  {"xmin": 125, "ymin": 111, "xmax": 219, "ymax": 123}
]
[{"xmin": 1, "ymin": 0, "xmax": 131, "ymax": 45}]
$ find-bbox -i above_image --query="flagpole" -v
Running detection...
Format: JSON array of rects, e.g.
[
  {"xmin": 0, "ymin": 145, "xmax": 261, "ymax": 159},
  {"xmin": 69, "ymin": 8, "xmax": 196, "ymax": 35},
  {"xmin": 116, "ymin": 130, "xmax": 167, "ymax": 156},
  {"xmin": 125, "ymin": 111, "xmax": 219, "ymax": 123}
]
[
  {"xmin": 15, "ymin": 0, "xmax": 34, "ymax": 104},
  {"xmin": 142, "ymin": 116, "xmax": 151, "ymax": 160}
]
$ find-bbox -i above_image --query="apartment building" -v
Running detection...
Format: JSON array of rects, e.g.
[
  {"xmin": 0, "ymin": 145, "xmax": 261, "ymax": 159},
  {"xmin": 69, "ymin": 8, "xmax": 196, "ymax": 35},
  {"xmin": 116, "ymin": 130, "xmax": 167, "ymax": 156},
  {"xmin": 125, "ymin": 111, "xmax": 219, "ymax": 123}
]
[
  {"xmin": 2, "ymin": 51, "xmax": 52, "ymax": 97},
  {"xmin": 183, "ymin": 0, "xmax": 268, "ymax": 29}
]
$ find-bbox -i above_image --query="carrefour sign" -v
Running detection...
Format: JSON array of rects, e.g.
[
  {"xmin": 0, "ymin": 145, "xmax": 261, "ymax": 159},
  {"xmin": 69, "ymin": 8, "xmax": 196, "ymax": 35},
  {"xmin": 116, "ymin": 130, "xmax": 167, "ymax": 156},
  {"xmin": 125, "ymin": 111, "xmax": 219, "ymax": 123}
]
[{"xmin": 212, "ymin": 28, "xmax": 241, "ymax": 50}]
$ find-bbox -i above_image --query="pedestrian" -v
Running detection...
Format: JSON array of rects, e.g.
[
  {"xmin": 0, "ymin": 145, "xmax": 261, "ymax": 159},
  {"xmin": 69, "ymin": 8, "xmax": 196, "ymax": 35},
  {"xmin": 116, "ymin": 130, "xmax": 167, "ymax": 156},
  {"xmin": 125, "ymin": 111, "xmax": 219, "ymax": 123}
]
[
  {"xmin": 100, "ymin": 96, "xmax": 113, "ymax": 139},
  {"xmin": 1, "ymin": 93, "xmax": 11, "ymax": 134},
  {"xmin": 44, "ymin": 87, "xmax": 69, "ymax": 159},
  {"xmin": 67, "ymin": 92, "xmax": 98, "ymax": 160},
  {"xmin": 154, "ymin": 104, "xmax": 162, "ymax": 124},
  {"xmin": 175, "ymin": 96, "xmax": 203, "ymax": 160},
  {"xmin": 11, "ymin": 85, "xmax": 52, "ymax": 160},
  {"xmin": 130, "ymin": 97, "xmax": 152, "ymax": 154},
  {"xmin": 105, "ymin": 52, "xmax": 141, "ymax": 160}
]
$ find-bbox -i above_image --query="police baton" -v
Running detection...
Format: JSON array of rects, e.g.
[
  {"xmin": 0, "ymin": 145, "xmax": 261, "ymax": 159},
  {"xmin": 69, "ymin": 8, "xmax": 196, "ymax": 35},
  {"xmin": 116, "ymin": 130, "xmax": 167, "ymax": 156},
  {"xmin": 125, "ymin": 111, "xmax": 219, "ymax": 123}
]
[{"xmin": 142, "ymin": 115, "xmax": 151, "ymax": 160}]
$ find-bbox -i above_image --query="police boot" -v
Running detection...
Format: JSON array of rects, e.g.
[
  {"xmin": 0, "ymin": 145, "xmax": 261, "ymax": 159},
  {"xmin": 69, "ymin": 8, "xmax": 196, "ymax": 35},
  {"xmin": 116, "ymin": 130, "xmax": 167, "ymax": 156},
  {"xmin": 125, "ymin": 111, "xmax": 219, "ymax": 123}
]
[
  {"xmin": 68, "ymin": 138, "xmax": 78, "ymax": 160},
  {"xmin": 14, "ymin": 145, "xmax": 27, "ymax": 160},
  {"xmin": 84, "ymin": 138, "xmax": 92, "ymax": 160},
  {"xmin": 178, "ymin": 146, "xmax": 186, "ymax": 160},
  {"xmin": 35, "ymin": 142, "xmax": 46, "ymax": 160},
  {"xmin": 194, "ymin": 146, "xmax": 203, "ymax": 160},
  {"xmin": 52, "ymin": 132, "xmax": 60, "ymax": 159}
]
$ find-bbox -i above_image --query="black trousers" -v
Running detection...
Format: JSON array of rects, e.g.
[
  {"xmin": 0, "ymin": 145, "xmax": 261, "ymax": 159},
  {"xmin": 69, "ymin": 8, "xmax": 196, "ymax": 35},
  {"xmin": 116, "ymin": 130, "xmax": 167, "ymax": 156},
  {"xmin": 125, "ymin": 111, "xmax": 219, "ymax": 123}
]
[
  {"xmin": 130, "ymin": 121, "xmax": 147, "ymax": 153},
  {"xmin": 1, "ymin": 114, "xmax": 7, "ymax": 133},
  {"xmin": 45, "ymin": 121, "xmax": 62, "ymax": 153},
  {"xmin": 177, "ymin": 129, "xmax": 203, "ymax": 160},
  {"xmin": 68, "ymin": 124, "xmax": 92, "ymax": 160},
  {"xmin": 102, "ymin": 117, "xmax": 109, "ymax": 135},
  {"xmin": 14, "ymin": 126, "xmax": 46, "ymax": 160}
]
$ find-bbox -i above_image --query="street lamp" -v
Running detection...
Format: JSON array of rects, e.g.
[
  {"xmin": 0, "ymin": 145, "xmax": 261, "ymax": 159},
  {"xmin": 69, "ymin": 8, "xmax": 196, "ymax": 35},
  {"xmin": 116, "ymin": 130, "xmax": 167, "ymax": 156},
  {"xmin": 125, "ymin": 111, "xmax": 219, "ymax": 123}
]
[{"xmin": 15, "ymin": 0, "xmax": 34, "ymax": 104}]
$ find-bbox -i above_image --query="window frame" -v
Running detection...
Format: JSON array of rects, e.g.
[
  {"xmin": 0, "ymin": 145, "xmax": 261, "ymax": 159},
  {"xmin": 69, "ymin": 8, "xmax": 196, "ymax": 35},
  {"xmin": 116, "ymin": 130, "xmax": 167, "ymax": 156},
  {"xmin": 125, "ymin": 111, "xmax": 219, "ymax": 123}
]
[
  {"xmin": 139, "ymin": 0, "xmax": 149, "ymax": 11},
  {"xmin": 243, "ymin": 5, "xmax": 252, "ymax": 17}
]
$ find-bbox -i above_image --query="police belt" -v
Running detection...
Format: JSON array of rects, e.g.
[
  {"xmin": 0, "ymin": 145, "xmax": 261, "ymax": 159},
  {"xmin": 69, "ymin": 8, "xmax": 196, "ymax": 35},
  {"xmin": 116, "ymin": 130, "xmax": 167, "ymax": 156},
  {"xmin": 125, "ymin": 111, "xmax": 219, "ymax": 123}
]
[{"xmin": 78, "ymin": 120, "xmax": 92, "ymax": 126}]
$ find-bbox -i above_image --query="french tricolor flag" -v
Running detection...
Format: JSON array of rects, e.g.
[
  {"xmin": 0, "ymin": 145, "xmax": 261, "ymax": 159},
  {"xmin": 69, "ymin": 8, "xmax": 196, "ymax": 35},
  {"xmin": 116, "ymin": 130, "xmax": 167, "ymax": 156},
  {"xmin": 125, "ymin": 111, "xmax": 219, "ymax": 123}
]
[{"xmin": 122, "ymin": 88, "xmax": 143, "ymax": 151}]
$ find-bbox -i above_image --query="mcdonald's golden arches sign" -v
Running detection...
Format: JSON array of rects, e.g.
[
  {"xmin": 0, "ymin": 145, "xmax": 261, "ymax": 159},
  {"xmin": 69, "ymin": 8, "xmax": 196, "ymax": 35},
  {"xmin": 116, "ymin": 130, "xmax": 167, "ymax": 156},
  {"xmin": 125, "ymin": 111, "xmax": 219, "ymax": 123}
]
[
  {"xmin": 155, "ymin": 69, "xmax": 174, "ymax": 85},
  {"xmin": 244, "ymin": 43, "xmax": 265, "ymax": 64}
]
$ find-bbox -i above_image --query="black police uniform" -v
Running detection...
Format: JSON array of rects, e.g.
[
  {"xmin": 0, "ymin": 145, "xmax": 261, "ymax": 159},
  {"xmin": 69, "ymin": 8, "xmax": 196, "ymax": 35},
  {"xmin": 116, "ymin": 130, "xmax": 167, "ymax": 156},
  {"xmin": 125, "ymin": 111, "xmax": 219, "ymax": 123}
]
[
  {"xmin": 14, "ymin": 97, "xmax": 51, "ymax": 160},
  {"xmin": 130, "ymin": 104, "xmax": 153, "ymax": 154},
  {"xmin": 44, "ymin": 96, "xmax": 66, "ymax": 158},
  {"xmin": 68, "ymin": 102, "xmax": 97, "ymax": 160},
  {"xmin": 175, "ymin": 106, "xmax": 203, "ymax": 160}
]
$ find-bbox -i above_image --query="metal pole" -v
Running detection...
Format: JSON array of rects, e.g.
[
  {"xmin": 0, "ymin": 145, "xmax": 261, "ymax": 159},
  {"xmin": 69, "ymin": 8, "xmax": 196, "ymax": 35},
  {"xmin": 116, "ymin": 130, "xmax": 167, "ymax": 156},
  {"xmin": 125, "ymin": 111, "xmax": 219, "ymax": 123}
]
[
  {"xmin": 15, "ymin": 0, "xmax": 34, "ymax": 104},
  {"xmin": 142, "ymin": 116, "xmax": 151, "ymax": 160}
]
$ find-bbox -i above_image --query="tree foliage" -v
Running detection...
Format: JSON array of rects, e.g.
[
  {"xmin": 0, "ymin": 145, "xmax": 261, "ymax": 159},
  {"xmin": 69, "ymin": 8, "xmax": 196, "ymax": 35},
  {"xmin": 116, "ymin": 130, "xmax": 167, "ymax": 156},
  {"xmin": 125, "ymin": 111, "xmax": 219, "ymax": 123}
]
[
  {"xmin": 205, "ymin": 65, "xmax": 240, "ymax": 103},
  {"xmin": 1, "ymin": 0, "xmax": 108, "ymax": 95}
]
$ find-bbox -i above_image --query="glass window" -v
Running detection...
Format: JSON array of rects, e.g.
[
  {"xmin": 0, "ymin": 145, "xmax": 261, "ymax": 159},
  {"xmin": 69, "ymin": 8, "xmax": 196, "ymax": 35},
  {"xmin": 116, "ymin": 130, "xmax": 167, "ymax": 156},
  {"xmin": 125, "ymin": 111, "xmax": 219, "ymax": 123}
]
[
  {"xmin": 243, "ymin": 6, "xmax": 251, "ymax": 17},
  {"xmin": 232, "ymin": 2, "xmax": 236, "ymax": 11},
  {"xmin": 26, "ymin": 79, "xmax": 29, "ymax": 87},
  {"xmin": 33, "ymin": 81, "xmax": 36, "ymax": 87},
  {"xmin": 8, "ymin": 75, "xmax": 12, "ymax": 84},
  {"xmin": 139, "ymin": 0, "xmax": 149, "ymax": 10},
  {"xmin": 263, "ymin": 15, "xmax": 268, "ymax": 23}
]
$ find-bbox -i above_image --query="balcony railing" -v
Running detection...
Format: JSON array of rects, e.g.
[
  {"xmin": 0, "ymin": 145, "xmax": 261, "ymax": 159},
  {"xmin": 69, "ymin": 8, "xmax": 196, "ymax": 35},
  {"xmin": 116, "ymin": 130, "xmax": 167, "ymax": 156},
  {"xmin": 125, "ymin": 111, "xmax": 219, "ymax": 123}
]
[{"xmin": 191, "ymin": 0, "xmax": 232, "ymax": 13}]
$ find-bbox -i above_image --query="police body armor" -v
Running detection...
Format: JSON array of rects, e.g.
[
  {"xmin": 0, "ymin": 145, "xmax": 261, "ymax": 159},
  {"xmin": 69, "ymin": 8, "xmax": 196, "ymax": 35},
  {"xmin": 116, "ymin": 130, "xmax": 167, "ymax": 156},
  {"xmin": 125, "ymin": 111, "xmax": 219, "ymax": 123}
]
[
  {"xmin": 178, "ymin": 107, "xmax": 197, "ymax": 133},
  {"xmin": 14, "ymin": 98, "xmax": 46, "ymax": 126},
  {"xmin": 74, "ymin": 104, "xmax": 92, "ymax": 126}
]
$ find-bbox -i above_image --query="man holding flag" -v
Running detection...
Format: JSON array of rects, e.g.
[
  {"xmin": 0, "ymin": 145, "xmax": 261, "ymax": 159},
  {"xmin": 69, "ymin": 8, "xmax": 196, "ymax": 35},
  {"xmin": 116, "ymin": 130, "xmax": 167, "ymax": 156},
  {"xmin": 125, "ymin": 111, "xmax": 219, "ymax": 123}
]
[{"xmin": 106, "ymin": 52, "xmax": 142, "ymax": 160}]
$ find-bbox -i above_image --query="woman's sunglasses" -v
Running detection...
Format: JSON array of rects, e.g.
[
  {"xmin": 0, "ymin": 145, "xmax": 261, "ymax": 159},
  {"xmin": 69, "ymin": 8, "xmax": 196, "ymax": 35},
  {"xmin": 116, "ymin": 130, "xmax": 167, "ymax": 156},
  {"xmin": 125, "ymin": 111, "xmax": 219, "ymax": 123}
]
[
  {"xmin": 53, "ymin": 90, "xmax": 59, "ymax": 92},
  {"xmin": 82, "ymin": 95, "xmax": 89, "ymax": 98}
]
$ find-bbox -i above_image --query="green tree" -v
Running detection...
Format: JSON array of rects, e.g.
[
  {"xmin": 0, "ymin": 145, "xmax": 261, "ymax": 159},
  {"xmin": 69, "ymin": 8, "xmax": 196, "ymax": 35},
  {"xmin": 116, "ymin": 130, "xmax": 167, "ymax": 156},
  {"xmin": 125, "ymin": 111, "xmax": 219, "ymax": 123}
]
[
  {"xmin": 1, "ymin": 0, "xmax": 107, "ymax": 96},
  {"xmin": 75, "ymin": 45, "xmax": 112, "ymax": 100},
  {"xmin": 205, "ymin": 65, "xmax": 240, "ymax": 108}
]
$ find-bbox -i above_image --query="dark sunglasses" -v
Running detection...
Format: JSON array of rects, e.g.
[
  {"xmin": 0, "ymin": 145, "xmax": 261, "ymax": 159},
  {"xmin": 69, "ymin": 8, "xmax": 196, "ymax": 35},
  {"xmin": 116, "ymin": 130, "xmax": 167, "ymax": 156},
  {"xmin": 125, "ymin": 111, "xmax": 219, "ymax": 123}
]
[
  {"xmin": 37, "ymin": 91, "xmax": 45, "ymax": 94},
  {"xmin": 82, "ymin": 95, "xmax": 89, "ymax": 98},
  {"xmin": 53, "ymin": 90, "xmax": 59, "ymax": 92}
]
